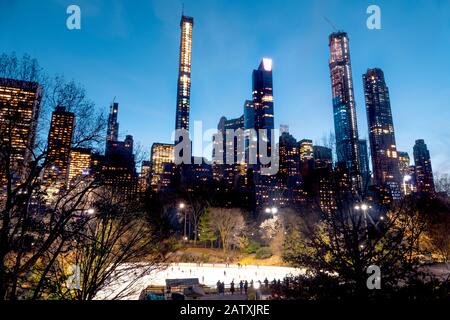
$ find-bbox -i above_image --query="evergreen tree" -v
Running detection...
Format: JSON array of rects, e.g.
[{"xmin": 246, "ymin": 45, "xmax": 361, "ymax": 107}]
[{"xmin": 198, "ymin": 208, "xmax": 217, "ymax": 248}]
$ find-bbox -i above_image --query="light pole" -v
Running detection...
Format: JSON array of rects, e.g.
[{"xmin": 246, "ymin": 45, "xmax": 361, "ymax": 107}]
[
  {"xmin": 179, "ymin": 202, "xmax": 187, "ymax": 240},
  {"xmin": 355, "ymin": 203, "xmax": 370, "ymax": 242}
]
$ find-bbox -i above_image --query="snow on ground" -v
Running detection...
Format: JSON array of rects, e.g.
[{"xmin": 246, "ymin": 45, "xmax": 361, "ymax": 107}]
[{"xmin": 95, "ymin": 263, "xmax": 305, "ymax": 300}]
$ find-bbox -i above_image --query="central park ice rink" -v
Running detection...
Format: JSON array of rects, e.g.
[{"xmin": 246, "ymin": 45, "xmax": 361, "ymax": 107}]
[{"xmin": 96, "ymin": 263, "xmax": 305, "ymax": 300}]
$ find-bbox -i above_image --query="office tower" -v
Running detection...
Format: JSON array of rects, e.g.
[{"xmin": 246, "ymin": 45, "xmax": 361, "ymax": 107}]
[
  {"xmin": 181, "ymin": 157, "xmax": 213, "ymax": 192},
  {"xmin": 359, "ymin": 139, "xmax": 370, "ymax": 187},
  {"xmin": 175, "ymin": 15, "xmax": 194, "ymax": 133},
  {"xmin": 312, "ymin": 146, "xmax": 336, "ymax": 213},
  {"xmin": 313, "ymin": 146, "xmax": 333, "ymax": 170},
  {"xmin": 106, "ymin": 102, "xmax": 119, "ymax": 144},
  {"xmin": 248, "ymin": 58, "xmax": 277, "ymax": 210},
  {"xmin": 278, "ymin": 132, "xmax": 299, "ymax": 180},
  {"xmin": 413, "ymin": 139, "xmax": 435, "ymax": 195},
  {"xmin": 299, "ymin": 139, "xmax": 314, "ymax": 162},
  {"xmin": 252, "ymin": 58, "xmax": 274, "ymax": 140},
  {"xmin": 398, "ymin": 151, "xmax": 410, "ymax": 176},
  {"xmin": 151, "ymin": 143, "xmax": 175, "ymax": 191},
  {"xmin": 0, "ymin": 78, "xmax": 42, "ymax": 185},
  {"xmin": 328, "ymin": 32, "xmax": 361, "ymax": 189},
  {"xmin": 363, "ymin": 68, "xmax": 401, "ymax": 200},
  {"xmin": 68, "ymin": 147, "xmax": 91, "ymax": 186},
  {"xmin": 45, "ymin": 106, "xmax": 75, "ymax": 193},
  {"xmin": 102, "ymin": 134, "xmax": 138, "ymax": 198},
  {"xmin": 212, "ymin": 115, "xmax": 245, "ymax": 190},
  {"xmin": 139, "ymin": 160, "xmax": 152, "ymax": 193}
]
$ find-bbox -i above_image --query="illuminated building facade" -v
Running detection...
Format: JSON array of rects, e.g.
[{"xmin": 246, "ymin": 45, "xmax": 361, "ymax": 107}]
[
  {"xmin": 299, "ymin": 139, "xmax": 314, "ymax": 162},
  {"xmin": 313, "ymin": 146, "xmax": 333, "ymax": 170},
  {"xmin": 151, "ymin": 143, "xmax": 174, "ymax": 191},
  {"xmin": 139, "ymin": 160, "xmax": 152, "ymax": 193},
  {"xmin": 328, "ymin": 32, "xmax": 361, "ymax": 190},
  {"xmin": 44, "ymin": 106, "xmax": 75, "ymax": 193},
  {"xmin": 102, "ymin": 135, "xmax": 137, "ymax": 198},
  {"xmin": 212, "ymin": 115, "xmax": 246, "ymax": 190},
  {"xmin": 68, "ymin": 147, "xmax": 91, "ymax": 186},
  {"xmin": 247, "ymin": 58, "xmax": 276, "ymax": 210},
  {"xmin": 251, "ymin": 58, "xmax": 274, "ymax": 158},
  {"xmin": 363, "ymin": 68, "xmax": 401, "ymax": 200},
  {"xmin": 278, "ymin": 131, "xmax": 300, "ymax": 180},
  {"xmin": 398, "ymin": 151, "xmax": 415, "ymax": 195},
  {"xmin": 413, "ymin": 139, "xmax": 435, "ymax": 195},
  {"xmin": 312, "ymin": 146, "xmax": 336, "ymax": 213},
  {"xmin": 0, "ymin": 78, "xmax": 42, "ymax": 185},
  {"xmin": 175, "ymin": 15, "xmax": 194, "ymax": 133}
]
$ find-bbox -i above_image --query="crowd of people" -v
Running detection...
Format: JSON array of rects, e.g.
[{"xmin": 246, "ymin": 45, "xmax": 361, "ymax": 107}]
[{"xmin": 215, "ymin": 277, "xmax": 291, "ymax": 295}]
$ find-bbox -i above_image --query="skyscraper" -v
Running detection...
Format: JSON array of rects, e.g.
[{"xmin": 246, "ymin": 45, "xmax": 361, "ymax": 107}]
[
  {"xmin": 151, "ymin": 143, "xmax": 175, "ymax": 191},
  {"xmin": 68, "ymin": 147, "xmax": 91, "ymax": 186},
  {"xmin": 102, "ymin": 134, "xmax": 138, "ymax": 199},
  {"xmin": 299, "ymin": 139, "xmax": 314, "ymax": 162},
  {"xmin": 363, "ymin": 68, "xmax": 401, "ymax": 199},
  {"xmin": 106, "ymin": 102, "xmax": 119, "ymax": 145},
  {"xmin": 252, "ymin": 58, "xmax": 274, "ymax": 136},
  {"xmin": 248, "ymin": 58, "xmax": 277, "ymax": 210},
  {"xmin": 398, "ymin": 151, "xmax": 415, "ymax": 195},
  {"xmin": 359, "ymin": 139, "xmax": 370, "ymax": 187},
  {"xmin": 413, "ymin": 139, "xmax": 435, "ymax": 195},
  {"xmin": 212, "ymin": 115, "xmax": 246, "ymax": 190},
  {"xmin": 328, "ymin": 32, "xmax": 361, "ymax": 190},
  {"xmin": 139, "ymin": 160, "xmax": 152, "ymax": 193},
  {"xmin": 0, "ymin": 78, "xmax": 42, "ymax": 185},
  {"xmin": 45, "ymin": 106, "xmax": 75, "ymax": 193},
  {"xmin": 313, "ymin": 146, "xmax": 333, "ymax": 170},
  {"xmin": 175, "ymin": 15, "xmax": 194, "ymax": 133}
]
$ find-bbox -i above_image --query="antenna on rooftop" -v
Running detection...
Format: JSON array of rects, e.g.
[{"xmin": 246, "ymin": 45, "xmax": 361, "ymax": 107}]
[{"xmin": 324, "ymin": 16, "xmax": 338, "ymax": 32}]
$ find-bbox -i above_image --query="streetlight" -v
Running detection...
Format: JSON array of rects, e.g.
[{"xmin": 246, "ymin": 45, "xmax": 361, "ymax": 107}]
[
  {"xmin": 87, "ymin": 208, "xmax": 95, "ymax": 215},
  {"xmin": 354, "ymin": 203, "xmax": 370, "ymax": 241},
  {"xmin": 179, "ymin": 202, "xmax": 187, "ymax": 240},
  {"xmin": 265, "ymin": 207, "xmax": 278, "ymax": 215}
]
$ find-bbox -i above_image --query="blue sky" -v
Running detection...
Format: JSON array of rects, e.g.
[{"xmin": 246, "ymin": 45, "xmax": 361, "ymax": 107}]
[{"xmin": 2, "ymin": 0, "xmax": 450, "ymax": 174}]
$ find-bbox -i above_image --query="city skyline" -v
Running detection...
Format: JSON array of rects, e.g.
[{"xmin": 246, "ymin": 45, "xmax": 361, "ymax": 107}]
[{"xmin": 2, "ymin": 0, "xmax": 450, "ymax": 175}]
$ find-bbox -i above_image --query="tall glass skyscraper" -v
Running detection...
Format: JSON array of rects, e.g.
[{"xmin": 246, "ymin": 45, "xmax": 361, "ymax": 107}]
[
  {"xmin": 363, "ymin": 68, "xmax": 401, "ymax": 199},
  {"xmin": 328, "ymin": 32, "xmax": 361, "ymax": 190},
  {"xmin": 175, "ymin": 15, "xmax": 194, "ymax": 133},
  {"xmin": 248, "ymin": 58, "xmax": 275, "ymax": 167},
  {"xmin": 413, "ymin": 139, "xmax": 435, "ymax": 195},
  {"xmin": 106, "ymin": 102, "xmax": 119, "ymax": 144}
]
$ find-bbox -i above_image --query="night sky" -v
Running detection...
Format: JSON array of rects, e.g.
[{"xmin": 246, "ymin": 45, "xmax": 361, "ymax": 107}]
[{"xmin": 2, "ymin": 0, "xmax": 450, "ymax": 174}]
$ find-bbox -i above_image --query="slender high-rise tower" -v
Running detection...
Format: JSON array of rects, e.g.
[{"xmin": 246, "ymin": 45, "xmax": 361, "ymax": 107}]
[
  {"xmin": 328, "ymin": 32, "xmax": 361, "ymax": 190},
  {"xmin": 106, "ymin": 102, "xmax": 119, "ymax": 143},
  {"xmin": 175, "ymin": 14, "xmax": 194, "ymax": 133},
  {"xmin": 363, "ymin": 68, "xmax": 401, "ymax": 199},
  {"xmin": 45, "ymin": 106, "xmax": 75, "ymax": 192},
  {"xmin": 413, "ymin": 139, "xmax": 435, "ymax": 195}
]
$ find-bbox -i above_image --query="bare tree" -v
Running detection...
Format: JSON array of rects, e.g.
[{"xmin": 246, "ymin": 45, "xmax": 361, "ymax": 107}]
[
  {"xmin": 0, "ymin": 53, "xmax": 108, "ymax": 300},
  {"xmin": 33, "ymin": 193, "xmax": 171, "ymax": 300},
  {"xmin": 283, "ymin": 198, "xmax": 430, "ymax": 298},
  {"xmin": 208, "ymin": 208, "xmax": 246, "ymax": 252}
]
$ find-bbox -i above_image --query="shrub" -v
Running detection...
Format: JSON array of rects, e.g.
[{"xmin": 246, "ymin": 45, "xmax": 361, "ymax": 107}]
[
  {"xmin": 245, "ymin": 241, "xmax": 261, "ymax": 254},
  {"xmin": 255, "ymin": 247, "xmax": 272, "ymax": 259}
]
